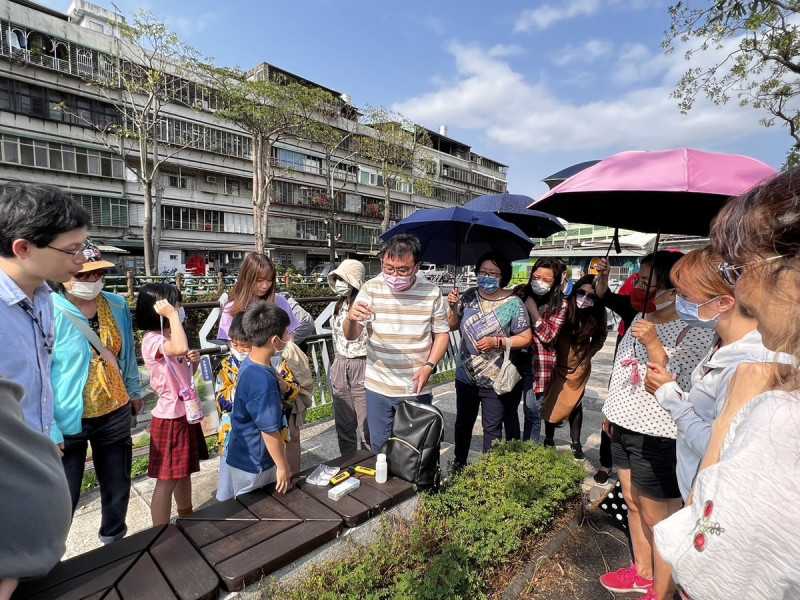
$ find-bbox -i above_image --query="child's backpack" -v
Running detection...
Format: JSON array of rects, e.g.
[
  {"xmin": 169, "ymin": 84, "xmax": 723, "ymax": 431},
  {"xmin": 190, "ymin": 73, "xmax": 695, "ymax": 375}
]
[{"xmin": 380, "ymin": 400, "xmax": 444, "ymax": 490}]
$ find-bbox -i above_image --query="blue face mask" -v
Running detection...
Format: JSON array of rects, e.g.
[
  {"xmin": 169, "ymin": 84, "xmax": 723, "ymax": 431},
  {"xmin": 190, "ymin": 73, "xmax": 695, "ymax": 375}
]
[
  {"xmin": 477, "ymin": 276, "xmax": 500, "ymax": 293},
  {"xmin": 675, "ymin": 295, "xmax": 720, "ymax": 329}
]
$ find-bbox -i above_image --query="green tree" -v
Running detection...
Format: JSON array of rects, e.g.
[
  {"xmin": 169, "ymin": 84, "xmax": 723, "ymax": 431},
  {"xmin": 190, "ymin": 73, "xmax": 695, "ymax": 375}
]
[
  {"xmin": 666, "ymin": 0, "xmax": 800, "ymax": 165},
  {"xmin": 358, "ymin": 107, "xmax": 434, "ymax": 232},
  {"xmin": 299, "ymin": 97, "xmax": 360, "ymax": 266},
  {"xmin": 63, "ymin": 10, "xmax": 204, "ymax": 275},
  {"xmin": 206, "ymin": 66, "xmax": 332, "ymax": 252}
]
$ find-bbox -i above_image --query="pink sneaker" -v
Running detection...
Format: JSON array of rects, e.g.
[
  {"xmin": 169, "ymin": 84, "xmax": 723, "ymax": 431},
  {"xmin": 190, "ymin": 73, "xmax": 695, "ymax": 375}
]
[
  {"xmin": 637, "ymin": 586, "xmax": 658, "ymax": 599},
  {"xmin": 599, "ymin": 562, "xmax": 653, "ymax": 593}
]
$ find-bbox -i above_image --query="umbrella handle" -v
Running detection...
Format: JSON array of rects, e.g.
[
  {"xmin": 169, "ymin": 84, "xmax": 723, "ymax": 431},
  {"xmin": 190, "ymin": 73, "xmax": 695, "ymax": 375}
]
[{"xmin": 640, "ymin": 229, "xmax": 661, "ymax": 319}]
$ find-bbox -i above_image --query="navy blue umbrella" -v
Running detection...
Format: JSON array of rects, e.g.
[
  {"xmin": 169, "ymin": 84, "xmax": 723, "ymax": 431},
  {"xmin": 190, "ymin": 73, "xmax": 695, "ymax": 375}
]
[
  {"xmin": 541, "ymin": 160, "xmax": 601, "ymax": 190},
  {"xmin": 464, "ymin": 193, "xmax": 565, "ymax": 238},
  {"xmin": 380, "ymin": 206, "xmax": 534, "ymax": 266}
]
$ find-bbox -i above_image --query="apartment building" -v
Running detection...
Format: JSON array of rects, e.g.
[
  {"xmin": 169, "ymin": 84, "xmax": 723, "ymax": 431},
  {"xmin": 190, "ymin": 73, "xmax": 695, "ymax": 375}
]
[{"xmin": 0, "ymin": 0, "xmax": 508, "ymax": 275}]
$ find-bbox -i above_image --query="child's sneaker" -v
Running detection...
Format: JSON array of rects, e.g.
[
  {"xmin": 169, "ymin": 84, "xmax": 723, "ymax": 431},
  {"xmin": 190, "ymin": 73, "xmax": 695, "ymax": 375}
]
[{"xmin": 599, "ymin": 562, "xmax": 653, "ymax": 593}]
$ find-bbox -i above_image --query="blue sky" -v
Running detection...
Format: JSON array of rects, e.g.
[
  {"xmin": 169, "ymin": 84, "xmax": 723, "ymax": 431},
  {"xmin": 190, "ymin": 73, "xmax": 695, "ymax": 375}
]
[{"xmin": 40, "ymin": 0, "xmax": 790, "ymax": 198}]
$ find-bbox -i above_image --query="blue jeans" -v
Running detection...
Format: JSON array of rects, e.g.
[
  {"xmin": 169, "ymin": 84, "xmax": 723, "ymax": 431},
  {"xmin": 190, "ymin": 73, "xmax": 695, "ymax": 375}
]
[
  {"xmin": 522, "ymin": 373, "xmax": 545, "ymax": 443},
  {"xmin": 61, "ymin": 403, "xmax": 132, "ymax": 543},
  {"xmin": 366, "ymin": 390, "xmax": 432, "ymax": 454}
]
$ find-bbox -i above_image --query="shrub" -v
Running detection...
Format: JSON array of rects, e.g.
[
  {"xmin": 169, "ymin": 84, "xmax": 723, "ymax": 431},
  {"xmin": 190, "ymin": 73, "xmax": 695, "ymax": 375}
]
[{"xmin": 282, "ymin": 441, "xmax": 585, "ymax": 599}]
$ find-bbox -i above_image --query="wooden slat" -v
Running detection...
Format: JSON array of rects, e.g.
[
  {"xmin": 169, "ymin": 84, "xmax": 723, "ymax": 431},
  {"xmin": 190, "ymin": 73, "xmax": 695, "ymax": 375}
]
[
  {"xmin": 149, "ymin": 526, "xmax": 219, "ymax": 600},
  {"xmin": 177, "ymin": 518, "xmax": 254, "ymax": 548},
  {"xmin": 201, "ymin": 520, "xmax": 299, "ymax": 567},
  {"xmin": 176, "ymin": 498, "xmax": 257, "ymax": 521},
  {"xmin": 269, "ymin": 487, "xmax": 343, "ymax": 521},
  {"xmin": 215, "ymin": 520, "xmax": 342, "ymax": 592},
  {"xmin": 12, "ymin": 556, "xmax": 134, "ymax": 600},
  {"xmin": 235, "ymin": 491, "xmax": 303, "ymax": 522},
  {"xmin": 116, "ymin": 553, "xmax": 176, "ymax": 600},
  {"xmin": 13, "ymin": 527, "xmax": 166, "ymax": 599},
  {"xmin": 298, "ymin": 482, "xmax": 372, "ymax": 528}
]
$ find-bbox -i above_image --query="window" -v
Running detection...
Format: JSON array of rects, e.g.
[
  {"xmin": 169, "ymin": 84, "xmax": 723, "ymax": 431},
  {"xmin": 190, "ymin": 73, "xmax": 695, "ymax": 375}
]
[
  {"xmin": 161, "ymin": 206, "xmax": 225, "ymax": 232},
  {"xmin": 71, "ymin": 195, "xmax": 129, "ymax": 227},
  {"xmin": 280, "ymin": 252, "xmax": 293, "ymax": 267}
]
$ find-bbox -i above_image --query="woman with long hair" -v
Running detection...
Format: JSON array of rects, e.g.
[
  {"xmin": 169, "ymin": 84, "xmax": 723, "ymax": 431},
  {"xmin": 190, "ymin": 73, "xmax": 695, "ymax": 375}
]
[
  {"xmin": 218, "ymin": 253, "xmax": 299, "ymax": 341},
  {"xmin": 513, "ymin": 257, "xmax": 568, "ymax": 442},
  {"xmin": 654, "ymin": 169, "xmax": 800, "ymax": 599},
  {"xmin": 541, "ymin": 274, "xmax": 607, "ymax": 458}
]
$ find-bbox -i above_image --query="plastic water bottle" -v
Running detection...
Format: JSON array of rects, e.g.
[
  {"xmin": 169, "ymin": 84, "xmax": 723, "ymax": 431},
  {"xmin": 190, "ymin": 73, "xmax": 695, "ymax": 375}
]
[{"xmin": 375, "ymin": 453, "xmax": 388, "ymax": 484}]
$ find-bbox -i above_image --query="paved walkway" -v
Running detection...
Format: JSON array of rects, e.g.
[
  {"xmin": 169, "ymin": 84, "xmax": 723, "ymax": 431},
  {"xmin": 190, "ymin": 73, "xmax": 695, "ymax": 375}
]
[{"xmin": 64, "ymin": 337, "xmax": 628, "ymax": 597}]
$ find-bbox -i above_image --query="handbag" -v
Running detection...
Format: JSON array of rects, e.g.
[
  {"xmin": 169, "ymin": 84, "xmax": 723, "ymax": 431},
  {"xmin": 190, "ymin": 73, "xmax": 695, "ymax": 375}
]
[
  {"xmin": 160, "ymin": 318, "xmax": 204, "ymax": 424},
  {"xmin": 493, "ymin": 338, "xmax": 521, "ymax": 395},
  {"xmin": 56, "ymin": 304, "xmax": 130, "ymax": 408}
]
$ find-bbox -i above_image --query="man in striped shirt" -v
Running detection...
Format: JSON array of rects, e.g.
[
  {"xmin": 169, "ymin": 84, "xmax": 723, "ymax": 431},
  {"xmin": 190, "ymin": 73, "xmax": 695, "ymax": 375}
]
[{"xmin": 343, "ymin": 234, "xmax": 450, "ymax": 453}]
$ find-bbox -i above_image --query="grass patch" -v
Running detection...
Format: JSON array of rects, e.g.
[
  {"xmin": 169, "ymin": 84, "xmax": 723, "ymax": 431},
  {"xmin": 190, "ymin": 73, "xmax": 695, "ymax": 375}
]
[
  {"xmin": 278, "ymin": 441, "xmax": 585, "ymax": 599},
  {"xmin": 306, "ymin": 403, "xmax": 334, "ymax": 424}
]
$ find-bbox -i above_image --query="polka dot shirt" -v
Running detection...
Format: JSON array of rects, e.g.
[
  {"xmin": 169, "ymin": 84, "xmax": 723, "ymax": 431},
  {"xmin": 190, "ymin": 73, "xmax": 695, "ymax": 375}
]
[{"xmin": 603, "ymin": 315, "xmax": 716, "ymax": 439}]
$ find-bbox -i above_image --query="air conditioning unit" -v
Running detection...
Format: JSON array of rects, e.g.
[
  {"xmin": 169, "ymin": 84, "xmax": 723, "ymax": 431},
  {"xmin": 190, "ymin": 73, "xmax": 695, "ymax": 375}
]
[
  {"xmin": 231, "ymin": 251, "xmax": 243, "ymax": 259},
  {"xmin": 206, "ymin": 175, "xmax": 217, "ymax": 183}
]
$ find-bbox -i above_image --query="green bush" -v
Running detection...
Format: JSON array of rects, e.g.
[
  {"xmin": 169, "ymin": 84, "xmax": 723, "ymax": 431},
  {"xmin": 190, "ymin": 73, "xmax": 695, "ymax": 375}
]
[{"xmin": 283, "ymin": 441, "xmax": 585, "ymax": 600}]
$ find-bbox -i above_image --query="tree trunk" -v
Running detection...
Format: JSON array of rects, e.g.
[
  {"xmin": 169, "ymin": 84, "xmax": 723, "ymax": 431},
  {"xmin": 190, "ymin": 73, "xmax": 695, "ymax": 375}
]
[
  {"xmin": 381, "ymin": 174, "xmax": 392, "ymax": 233},
  {"xmin": 142, "ymin": 182, "xmax": 154, "ymax": 276},
  {"xmin": 252, "ymin": 135, "xmax": 265, "ymax": 252}
]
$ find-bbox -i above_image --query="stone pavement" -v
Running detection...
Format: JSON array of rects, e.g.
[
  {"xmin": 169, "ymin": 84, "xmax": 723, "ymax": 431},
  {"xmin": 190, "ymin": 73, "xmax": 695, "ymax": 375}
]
[{"xmin": 64, "ymin": 337, "xmax": 632, "ymax": 598}]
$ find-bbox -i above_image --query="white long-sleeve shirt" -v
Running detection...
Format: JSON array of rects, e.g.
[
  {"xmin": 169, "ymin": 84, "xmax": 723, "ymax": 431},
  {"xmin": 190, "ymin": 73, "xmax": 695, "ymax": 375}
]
[
  {"xmin": 653, "ymin": 329, "xmax": 772, "ymax": 500},
  {"xmin": 655, "ymin": 390, "xmax": 800, "ymax": 599}
]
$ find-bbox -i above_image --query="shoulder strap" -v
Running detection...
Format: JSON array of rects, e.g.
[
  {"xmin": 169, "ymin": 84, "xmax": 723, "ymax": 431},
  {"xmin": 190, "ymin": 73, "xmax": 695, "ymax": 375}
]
[{"xmin": 56, "ymin": 304, "xmax": 117, "ymax": 365}]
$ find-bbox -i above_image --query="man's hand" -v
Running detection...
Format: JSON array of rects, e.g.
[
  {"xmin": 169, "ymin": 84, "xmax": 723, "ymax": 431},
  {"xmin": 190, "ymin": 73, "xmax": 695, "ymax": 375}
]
[
  {"xmin": 347, "ymin": 301, "xmax": 373, "ymax": 323},
  {"xmin": 645, "ymin": 362, "xmax": 676, "ymax": 394},
  {"xmin": 56, "ymin": 442, "xmax": 64, "ymax": 458},
  {"xmin": 411, "ymin": 364, "xmax": 434, "ymax": 395}
]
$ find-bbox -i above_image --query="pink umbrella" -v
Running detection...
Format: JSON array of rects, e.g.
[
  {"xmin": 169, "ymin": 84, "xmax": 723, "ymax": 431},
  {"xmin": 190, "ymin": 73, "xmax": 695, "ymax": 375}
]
[{"xmin": 529, "ymin": 148, "xmax": 777, "ymax": 236}]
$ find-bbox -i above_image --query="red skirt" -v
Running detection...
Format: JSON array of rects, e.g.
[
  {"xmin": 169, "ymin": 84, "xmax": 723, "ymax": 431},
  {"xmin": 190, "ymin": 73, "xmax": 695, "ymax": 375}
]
[{"xmin": 148, "ymin": 416, "xmax": 200, "ymax": 480}]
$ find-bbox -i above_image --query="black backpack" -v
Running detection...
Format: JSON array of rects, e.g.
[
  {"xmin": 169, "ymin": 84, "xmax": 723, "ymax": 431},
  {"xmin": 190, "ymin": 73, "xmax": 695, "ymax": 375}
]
[{"xmin": 380, "ymin": 400, "xmax": 444, "ymax": 490}]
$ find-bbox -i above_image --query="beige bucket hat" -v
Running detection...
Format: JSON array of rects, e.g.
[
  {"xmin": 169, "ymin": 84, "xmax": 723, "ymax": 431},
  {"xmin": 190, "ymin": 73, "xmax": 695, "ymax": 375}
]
[{"xmin": 328, "ymin": 259, "xmax": 365, "ymax": 292}]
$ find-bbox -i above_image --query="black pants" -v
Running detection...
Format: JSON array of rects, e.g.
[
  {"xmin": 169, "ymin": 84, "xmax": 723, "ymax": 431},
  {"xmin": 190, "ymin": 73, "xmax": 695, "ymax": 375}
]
[
  {"xmin": 454, "ymin": 380, "xmax": 519, "ymax": 465},
  {"xmin": 61, "ymin": 403, "xmax": 132, "ymax": 542}
]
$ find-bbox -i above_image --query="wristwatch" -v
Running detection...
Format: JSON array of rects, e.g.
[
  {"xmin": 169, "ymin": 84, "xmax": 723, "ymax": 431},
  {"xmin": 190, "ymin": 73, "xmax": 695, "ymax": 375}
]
[{"xmin": 424, "ymin": 361, "xmax": 437, "ymax": 373}]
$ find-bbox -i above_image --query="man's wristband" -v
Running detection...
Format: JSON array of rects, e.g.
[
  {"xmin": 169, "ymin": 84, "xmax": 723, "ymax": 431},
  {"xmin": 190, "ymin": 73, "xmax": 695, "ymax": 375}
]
[{"xmin": 424, "ymin": 361, "xmax": 437, "ymax": 373}]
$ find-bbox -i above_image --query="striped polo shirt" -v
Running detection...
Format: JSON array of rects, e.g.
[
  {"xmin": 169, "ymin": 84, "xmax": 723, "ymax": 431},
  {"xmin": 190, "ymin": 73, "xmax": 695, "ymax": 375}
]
[{"xmin": 355, "ymin": 273, "xmax": 450, "ymax": 396}]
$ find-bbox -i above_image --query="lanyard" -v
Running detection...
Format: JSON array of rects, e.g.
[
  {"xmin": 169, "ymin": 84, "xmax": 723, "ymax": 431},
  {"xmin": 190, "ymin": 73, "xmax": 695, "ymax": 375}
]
[{"xmin": 18, "ymin": 299, "xmax": 53, "ymax": 355}]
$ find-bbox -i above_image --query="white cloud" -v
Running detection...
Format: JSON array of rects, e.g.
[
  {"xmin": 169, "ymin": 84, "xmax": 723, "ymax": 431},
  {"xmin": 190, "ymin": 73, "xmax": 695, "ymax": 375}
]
[
  {"xmin": 553, "ymin": 39, "xmax": 615, "ymax": 66},
  {"xmin": 514, "ymin": 0, "xmax": 602, "ymax": 32},
  {"xmin": 487, "ymin": 44, "xmax": 524, "ymax": 58},
  {"xmin": 393, "ymin": 40, "xmax": 771, "ymax": 155}
]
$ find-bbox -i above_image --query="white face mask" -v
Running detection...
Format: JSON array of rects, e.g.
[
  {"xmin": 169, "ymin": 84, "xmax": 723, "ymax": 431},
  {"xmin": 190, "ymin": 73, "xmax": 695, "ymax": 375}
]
[
  {"xmin": 333, "ymin": 280, "xmax": 352, "ymax": 297},
  {"xmin": 270, "ymin": 335, "xmax": 288, "ymax": 369},
  {"xmin": 178, "ymin": 306, "xmax": 186, "ymax": 324},
  {"xmin": 530, "ymin": 279, "xmax": 551, "ymax": 296},
  {"xmin": 230, "ymin": 348, "xmax": 249, "ymax": 363},
  {"xmin": 654, "ymin": 289, "xmax": 675, "ymax": 311},
  {"xmin": 69, "ymin": 278, "xmax": 104, "ymax": 300}
]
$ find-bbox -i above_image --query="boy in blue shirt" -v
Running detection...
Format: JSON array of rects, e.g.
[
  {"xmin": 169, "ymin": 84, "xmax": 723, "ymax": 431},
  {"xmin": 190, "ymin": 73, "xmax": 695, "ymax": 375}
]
[{"xmin": 225, "ymin": 300, "xmax": 292, "ymax": 496}]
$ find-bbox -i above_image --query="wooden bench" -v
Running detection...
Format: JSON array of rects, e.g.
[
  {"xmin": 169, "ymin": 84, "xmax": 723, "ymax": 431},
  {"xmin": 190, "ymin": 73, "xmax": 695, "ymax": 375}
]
[
  {"xmin": 13, "ymin": 525, "xmax": 219, "ymax": 600},
  {"xmin": 13, "ymin": 451, "xmax": 419, "ymax": 598}
]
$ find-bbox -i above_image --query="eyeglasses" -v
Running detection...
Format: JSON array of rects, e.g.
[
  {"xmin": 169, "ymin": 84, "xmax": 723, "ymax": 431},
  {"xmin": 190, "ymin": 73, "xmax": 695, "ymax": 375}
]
[
  {"xmin": 575, "ymin": 289, "xmax": 599, "ymax": 302},
  {"xmin": 631, "ymin": 274, "xmax": 658, "ymax": 290},
  {"xmin": 531, "ymin": 275, "xmax": 554, "ymax": 285},
  {"xmin": 477, "ymin": 270, "xmax": 502, "ymax": 278},
  {"xmin": 382, "ymin": 263, "xmax": 416, "ymax": 276},
  {"xmin": 47, "ymin": 241, "xmax": 89, "ymax": 260},
  {"xmin": 718, "ymin": 254, "xmax": 787, "ymax": 285},
  {"xmin": 73, "ymin": 269, "xmax": 105, "ymax": 281}
]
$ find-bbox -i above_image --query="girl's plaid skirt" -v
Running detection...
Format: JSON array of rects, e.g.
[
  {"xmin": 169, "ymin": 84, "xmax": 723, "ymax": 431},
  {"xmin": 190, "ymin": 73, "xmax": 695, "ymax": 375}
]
[{"xmin": 148, "ymin": 416, "xmax": 201, "ymax": 480}]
